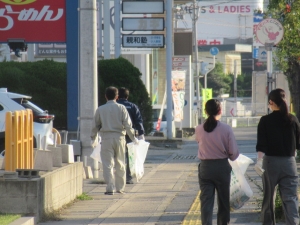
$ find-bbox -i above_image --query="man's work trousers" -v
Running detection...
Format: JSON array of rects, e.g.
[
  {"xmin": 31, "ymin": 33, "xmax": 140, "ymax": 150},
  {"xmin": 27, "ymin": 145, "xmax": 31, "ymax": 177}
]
[
  {"xmin": 261, "ymin": 156, "xmax": 299, "ymax": 225},
  {"xmin": 100, "ymin": 137, "xmax": 126, "ymax": 193},
  {"xmin": 125, "ymin": 144, "xmax": 132, "ymax": 182},
  {"xmin": 198, "ymin": 158, "xmax": 232, "ymax": 225}
]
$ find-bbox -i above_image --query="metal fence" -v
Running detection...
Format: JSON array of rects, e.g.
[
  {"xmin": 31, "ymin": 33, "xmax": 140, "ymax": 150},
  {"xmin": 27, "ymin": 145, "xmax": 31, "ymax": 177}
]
[{"xmin": 220, "ymin": 116, "xmax": 261, "ymax": 127}]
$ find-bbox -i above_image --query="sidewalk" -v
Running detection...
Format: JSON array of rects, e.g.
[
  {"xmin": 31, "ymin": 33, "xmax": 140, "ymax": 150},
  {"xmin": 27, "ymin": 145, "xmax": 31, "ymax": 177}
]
[{"xmin": 36, "ymin": 127, "xmax": 283, "ymax": 225}]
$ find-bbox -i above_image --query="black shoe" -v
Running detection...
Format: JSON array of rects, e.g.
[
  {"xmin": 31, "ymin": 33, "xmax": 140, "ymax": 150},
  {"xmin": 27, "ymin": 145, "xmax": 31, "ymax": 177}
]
[
  {"xmin": 126, "ymin": 180, "xmax": 134, "ymax": 184},
  {"xmin": 104, "ymin": 191, "xmax": 114, "ymax": 195}
]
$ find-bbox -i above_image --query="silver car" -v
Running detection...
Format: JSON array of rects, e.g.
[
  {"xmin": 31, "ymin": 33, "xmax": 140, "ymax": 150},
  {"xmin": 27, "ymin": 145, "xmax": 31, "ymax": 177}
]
[{"xmin": 0, "ymin": 88, "xmax": 55, "ymax": 152}]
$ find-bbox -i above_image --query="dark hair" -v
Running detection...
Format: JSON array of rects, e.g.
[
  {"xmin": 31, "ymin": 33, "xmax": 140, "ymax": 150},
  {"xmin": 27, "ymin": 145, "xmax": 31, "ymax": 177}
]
[
  {"xmin": 105, "ymin": 86, "xmax": 118, "ymax": 100},
  {"xmin": 118, "ymin": 87, "xmax": 129, "ymax": 99},
  {"xmin": 203, "ymin": 99, "xmax": 221, "ymax": 132},
  {"xmin": 268, "ymin": 88, "xmax": 292, "ymax": 124}
]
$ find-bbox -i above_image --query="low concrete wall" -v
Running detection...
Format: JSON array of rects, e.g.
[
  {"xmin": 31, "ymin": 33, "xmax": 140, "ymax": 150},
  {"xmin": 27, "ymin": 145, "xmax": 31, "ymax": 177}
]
[{"xmin": 0, "ymin": 162, "xmax": 83, "ymax": 222}]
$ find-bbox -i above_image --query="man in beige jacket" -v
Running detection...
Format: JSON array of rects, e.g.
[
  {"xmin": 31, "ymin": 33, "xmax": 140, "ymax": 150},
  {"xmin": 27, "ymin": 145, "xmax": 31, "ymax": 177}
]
[{"xmin": 91, "ymin": 86, "xmax": 138, "ymax": 195}]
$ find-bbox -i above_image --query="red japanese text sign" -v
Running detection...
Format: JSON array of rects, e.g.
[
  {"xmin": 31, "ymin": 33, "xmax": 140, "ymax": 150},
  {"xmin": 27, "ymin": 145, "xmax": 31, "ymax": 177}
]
[{"xmin": 0, "ymin": 0, "xmax": 66, "ymax": 42}]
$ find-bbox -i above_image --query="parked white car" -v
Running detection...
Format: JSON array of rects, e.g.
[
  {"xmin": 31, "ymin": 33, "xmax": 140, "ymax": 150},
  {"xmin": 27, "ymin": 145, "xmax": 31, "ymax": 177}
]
[
  {"xmin": 0, "ymin": 88, "xmax": 55, "ymax": 152},
  {"xmin": 151, "ymin": 105, "xmax": 175, "ymax": 137}
]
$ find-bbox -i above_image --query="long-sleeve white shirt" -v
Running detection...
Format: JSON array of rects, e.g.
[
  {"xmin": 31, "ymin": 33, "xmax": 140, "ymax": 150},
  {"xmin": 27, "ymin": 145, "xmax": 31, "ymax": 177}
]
[{"xmin": 91, "ymin": 100, "xmax": 135, "ymax": 142}]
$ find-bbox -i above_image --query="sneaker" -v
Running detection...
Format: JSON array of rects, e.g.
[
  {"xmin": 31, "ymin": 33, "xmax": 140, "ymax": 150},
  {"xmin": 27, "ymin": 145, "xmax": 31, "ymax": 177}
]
[
  {"xmin": 126, "ymin": 180, "xmax": 134, "ymax": 184},
  {"xmin": 104, "ymin": 191, "xmax": 114, "ymax": 195},
  {"xmin": 116, "ymin": 190, "xmax": 125, "ymax": 194}
]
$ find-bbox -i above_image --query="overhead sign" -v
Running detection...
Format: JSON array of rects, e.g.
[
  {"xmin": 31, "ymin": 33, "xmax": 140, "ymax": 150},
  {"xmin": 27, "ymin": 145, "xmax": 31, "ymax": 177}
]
[
  {"xmin": 0, "ymin": 0, "xmax": 66, "ymax": 42},
  {"xmin": 122, "ymin": 18, "xmax": 164, "ymax": 31},
  {"xmin": 122, "ymin": 0, "xmax": 164, "ymax": 14},
  {"xmin": 122, "ymin": 34, "xmax": 164, "ymax": 48},
  {"xmin": 256, "ymin": 18, "xmax": 284, "ymax": 45}
]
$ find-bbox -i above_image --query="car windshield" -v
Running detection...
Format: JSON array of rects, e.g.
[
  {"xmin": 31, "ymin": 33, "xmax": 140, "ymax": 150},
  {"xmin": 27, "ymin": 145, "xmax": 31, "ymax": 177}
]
[{"xmin": 152, "ymin": 109, "xmax": 167, "ymax": 122}]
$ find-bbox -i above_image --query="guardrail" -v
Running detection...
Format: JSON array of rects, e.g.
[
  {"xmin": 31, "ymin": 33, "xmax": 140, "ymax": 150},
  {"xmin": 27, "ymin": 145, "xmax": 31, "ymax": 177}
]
[
  {"xmin": 220, "ymin": 116, "xmax": 261, "ymax": 127},
  {"xmin": 5, "ymin": 109, "xmax": 34, "ymax": 171}
]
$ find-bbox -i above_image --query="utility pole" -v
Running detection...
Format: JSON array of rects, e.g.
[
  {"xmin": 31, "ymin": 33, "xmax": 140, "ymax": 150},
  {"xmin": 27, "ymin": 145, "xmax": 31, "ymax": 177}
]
[
  {"xmin": 166, "ymin": 0, "xmax": 173, "ymax": 139},
  {"xmin": 234, "ymin": 59, "xmax": 237, "ymax": 103},
  {"xmin": 103, "ymin": 0, "xmax": 110, "ymax": 59},
  {"xmin": 98, "ymin": 0, "xmax": 103, "ymax": 58},
  {"xmin": 266, "ymin": 43, "xmax": 273, "ymax": 114},
  {"xmin": 114, "ymin": 0, "xmax": 121, "ymax": 58},
  {"xmin": 79, "ymin": 0, "xmax": 98, "ymax": 168},
  {"xmin": 191, "ymin": 0, "xmax": 200, "ymax": 122}
]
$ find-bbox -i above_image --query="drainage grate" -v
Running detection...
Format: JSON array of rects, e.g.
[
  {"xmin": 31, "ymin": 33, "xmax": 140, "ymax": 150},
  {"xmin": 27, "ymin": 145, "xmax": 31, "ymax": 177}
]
[{"xmin": 172, "ymin": 155, "xmax": 196, "ymax": 160}]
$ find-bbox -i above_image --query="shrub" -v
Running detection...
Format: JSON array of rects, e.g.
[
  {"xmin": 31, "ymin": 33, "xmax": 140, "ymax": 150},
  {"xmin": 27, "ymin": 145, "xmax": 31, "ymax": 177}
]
[{"xmin": 0, "ymin": 58, "xmax": 153, "ymax": 134}]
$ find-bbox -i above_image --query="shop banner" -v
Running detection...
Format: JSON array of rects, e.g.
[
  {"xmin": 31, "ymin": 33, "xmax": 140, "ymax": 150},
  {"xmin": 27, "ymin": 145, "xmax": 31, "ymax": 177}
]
[
  {"xmin": 0, "ymin": 0, "xmax": 66, "ymax": 42},
  {"xmin": 172, "ymin": 70, "xmax": 186, "ymax": 122}
]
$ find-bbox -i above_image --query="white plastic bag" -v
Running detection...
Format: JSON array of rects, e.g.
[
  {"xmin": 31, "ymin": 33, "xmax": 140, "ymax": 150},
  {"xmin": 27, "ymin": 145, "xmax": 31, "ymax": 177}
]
[
  {"xmin": 127, "ymin": 140, "xmax": 150, "ymax": 182},
  {"xmin": 235, "ymin": 154, "xmax": 254, "ymax": 175},
  {"xmin": 229, "ymin": 154, "xmax": 253, "ymax": 210},
  {"xmin": 90, "ymin": 138, "xmax": 101, "ymax": 163}
]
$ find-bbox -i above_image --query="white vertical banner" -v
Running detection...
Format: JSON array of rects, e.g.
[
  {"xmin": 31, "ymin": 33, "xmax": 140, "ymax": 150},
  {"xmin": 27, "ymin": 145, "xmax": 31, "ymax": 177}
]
[{"xmin": 171, "ymin": 70, "xmax": 186, "ymax": 122}]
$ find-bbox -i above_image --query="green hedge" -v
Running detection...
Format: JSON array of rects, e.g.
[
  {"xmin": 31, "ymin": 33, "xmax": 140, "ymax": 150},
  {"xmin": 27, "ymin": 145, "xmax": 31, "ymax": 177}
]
[
  {"xmin": 0, "ymin": 60, "xmax": 67, "ymax": 129},
  {"xmin": 0, "ymin": 58, "xmax": 153, "ymax": 134},
  {"xmin": 98, "ymin": 57, "xmax": 153, "ymax": 134}
]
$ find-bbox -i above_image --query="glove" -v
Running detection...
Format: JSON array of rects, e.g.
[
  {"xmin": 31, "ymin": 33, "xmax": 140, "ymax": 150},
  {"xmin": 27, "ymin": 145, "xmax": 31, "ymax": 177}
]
[
  {"xmin": 138, "ymin": 135, "xmax": 145, "ymax": 140},
  {"xmin": 254, "ymin": 158, "xmax": 264, "ymax": 177},
  {"xmin": 133, "ymin": 137, "xmax": 139, "ymax": 145}
]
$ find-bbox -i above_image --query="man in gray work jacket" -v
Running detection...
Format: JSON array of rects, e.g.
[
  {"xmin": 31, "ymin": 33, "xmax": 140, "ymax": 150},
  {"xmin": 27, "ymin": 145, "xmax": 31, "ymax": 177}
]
[
  {"xmin": 91, "ymin": 86, "xmax": 138, "ymax": 195},
  {"xmin": 117, "ymin": 87, "xmax": 145, "ymax": 184}
]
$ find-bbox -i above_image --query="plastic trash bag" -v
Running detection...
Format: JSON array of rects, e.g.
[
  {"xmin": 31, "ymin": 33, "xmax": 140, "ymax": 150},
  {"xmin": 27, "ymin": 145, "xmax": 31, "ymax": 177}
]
[
  {"xmin": 229, "ymin": 154, "xmax": 254, "ymax": 210},
  {"xmin": 90, "ymin": 137, "xmax": 101, "ymax": 163},
  {"xmin": 236, "ymin": 154, "xmax": 254, "ymax": 175},
  {"xmin": 127, "ymin": 140, "xmax": 150, "ymax": 182}
]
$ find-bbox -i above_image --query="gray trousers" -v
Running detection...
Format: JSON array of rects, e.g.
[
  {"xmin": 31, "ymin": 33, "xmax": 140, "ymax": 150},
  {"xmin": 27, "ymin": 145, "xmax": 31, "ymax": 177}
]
[
  {"xmin": 198, "ymin": 158, "xmax": 232, "ymax": 225},
  {"xmin": 261, "ymin": 156, "xmax": 299, "ymax": 225},
  {"xmin": 100, "ymin": 137, "xmax": 126, "ymax": 193}
]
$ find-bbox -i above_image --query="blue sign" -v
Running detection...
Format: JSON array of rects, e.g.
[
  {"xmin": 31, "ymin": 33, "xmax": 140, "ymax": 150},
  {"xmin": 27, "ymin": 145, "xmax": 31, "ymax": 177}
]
[
  {"xmin": 253, "ymin": 48, "xmax": 259, "ymax": 59},
  {"xmin": 210, "ymin": 47, "xmax": 219, "ymax": 56},
  {"xmin": 261, "ymin": 50, "xmax": 267, "ymax": 56},
  {"xmin": 253, "ymin": 13, "xmax": 264, "ymax": 23}
]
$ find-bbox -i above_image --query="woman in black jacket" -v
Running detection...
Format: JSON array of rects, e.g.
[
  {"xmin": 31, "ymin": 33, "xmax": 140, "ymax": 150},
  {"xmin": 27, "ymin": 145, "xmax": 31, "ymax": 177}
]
[{"xmin": 256, "ymin": 88, "xmax": 300, "ymax": 225}]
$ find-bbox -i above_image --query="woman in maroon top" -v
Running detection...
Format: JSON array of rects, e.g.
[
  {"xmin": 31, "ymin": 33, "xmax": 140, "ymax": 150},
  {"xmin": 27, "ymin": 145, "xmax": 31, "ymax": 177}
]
[{"xmin": 195, "ymin": 99, "xmax": 239, "ymax": 225}]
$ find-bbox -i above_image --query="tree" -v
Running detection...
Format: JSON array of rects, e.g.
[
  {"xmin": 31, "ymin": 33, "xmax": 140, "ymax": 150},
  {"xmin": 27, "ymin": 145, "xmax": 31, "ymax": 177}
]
[
  {"xmin": 229, "ymin": 73, "xmax": 252, "ymax": 97},
  {"xmin": 200, "ymin": 62, "xmax": 232, "ymax": 97},
  {"xmin": 98, "ymin": 57, "xmax": 153, "ymax": 134},
  {"xmin": 267, "ymin": 0, "xmax": 300, "ymax": 117}
]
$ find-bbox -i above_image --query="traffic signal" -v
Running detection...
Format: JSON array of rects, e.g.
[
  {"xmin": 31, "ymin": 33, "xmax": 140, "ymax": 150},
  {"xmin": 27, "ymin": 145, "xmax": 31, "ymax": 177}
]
[
  {"xmin": 200, "ymin": 62, "xmax": 208, "ymax": 75},
  {"xmin": 7, "ymin": 40, "xmax": 26, "ymax": 57}
]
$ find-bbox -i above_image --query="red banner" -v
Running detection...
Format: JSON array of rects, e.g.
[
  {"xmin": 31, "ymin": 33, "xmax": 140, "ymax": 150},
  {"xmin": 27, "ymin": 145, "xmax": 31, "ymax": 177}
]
[{"xmin": 0, "ymin": 0, "xmax": 66, "ymax": 42}]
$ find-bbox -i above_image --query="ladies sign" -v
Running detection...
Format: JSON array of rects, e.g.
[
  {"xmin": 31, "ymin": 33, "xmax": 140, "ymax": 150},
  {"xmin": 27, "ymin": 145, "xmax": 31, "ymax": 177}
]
[{"xmin": 0, "ymin": 0, "xmax": 66, "ymax": 42}]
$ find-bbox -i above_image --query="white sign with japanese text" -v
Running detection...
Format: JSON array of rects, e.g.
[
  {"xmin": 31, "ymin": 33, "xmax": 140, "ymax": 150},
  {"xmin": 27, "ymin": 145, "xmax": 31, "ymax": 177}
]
[
  {"xmin": 122, "ymin": 18, "xmax": 164, "ymax": 31},
  {"xmin": 122, "ymin": 35, "xmax": 164, "ymax": 48}
]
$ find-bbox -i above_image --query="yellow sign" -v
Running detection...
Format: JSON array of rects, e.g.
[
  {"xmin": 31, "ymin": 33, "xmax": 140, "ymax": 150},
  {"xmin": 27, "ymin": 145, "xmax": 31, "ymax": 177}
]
[
  {"xmin": 0, "ymin": 0, "xmax": 36, "ymax": 5},
  {"xmin": 202, "ymin": 88, "xmax": 212, "ymax": 118}
]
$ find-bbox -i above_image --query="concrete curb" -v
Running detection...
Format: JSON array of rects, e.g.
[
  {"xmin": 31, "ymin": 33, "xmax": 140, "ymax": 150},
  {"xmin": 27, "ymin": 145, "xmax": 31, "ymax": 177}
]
[{"xmin": 9, "ymin": 216, "xmax": 35, "ymax": 225}]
